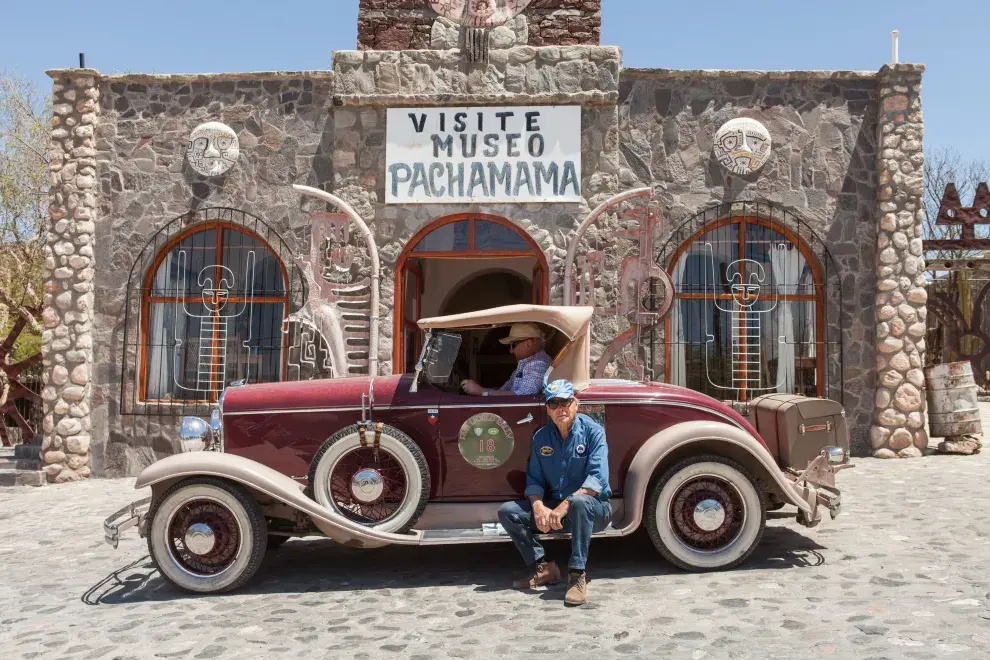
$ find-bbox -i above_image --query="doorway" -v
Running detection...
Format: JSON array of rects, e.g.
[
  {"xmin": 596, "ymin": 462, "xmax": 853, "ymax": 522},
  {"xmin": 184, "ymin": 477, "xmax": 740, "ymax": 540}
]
[{"xmin": 394, "ymin": 214, "xmax": 549, "ymax": 375}]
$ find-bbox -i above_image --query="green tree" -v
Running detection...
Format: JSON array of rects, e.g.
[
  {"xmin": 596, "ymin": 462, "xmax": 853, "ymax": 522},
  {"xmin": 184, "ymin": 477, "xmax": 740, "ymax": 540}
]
[{"xmin": 0, "ymin": 70, "xmax": 49, "ymax": 409}]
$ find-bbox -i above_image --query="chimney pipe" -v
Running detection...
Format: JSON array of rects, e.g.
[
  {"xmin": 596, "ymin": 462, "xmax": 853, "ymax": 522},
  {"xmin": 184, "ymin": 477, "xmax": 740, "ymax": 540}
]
[
  {"xmin": 891, "ymin": 31, "xmax": 899, "ymax": 64},
  {"xmin": 79, "ymin": 52, "xmax": 86, "ymax": 68}
]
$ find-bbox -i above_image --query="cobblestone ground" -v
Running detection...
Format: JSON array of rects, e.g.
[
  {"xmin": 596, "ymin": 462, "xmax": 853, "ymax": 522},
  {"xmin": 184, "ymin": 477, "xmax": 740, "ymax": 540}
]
[{"xmin": 1, "ymin": 405, "xmax": 989, "ymax": 660}]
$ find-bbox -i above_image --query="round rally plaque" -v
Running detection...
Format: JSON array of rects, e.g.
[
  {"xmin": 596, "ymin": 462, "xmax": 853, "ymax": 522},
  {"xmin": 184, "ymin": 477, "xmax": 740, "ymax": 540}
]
[{"xmin": 457, "ymin": 412, "xmax": 515, "ymax": 469}]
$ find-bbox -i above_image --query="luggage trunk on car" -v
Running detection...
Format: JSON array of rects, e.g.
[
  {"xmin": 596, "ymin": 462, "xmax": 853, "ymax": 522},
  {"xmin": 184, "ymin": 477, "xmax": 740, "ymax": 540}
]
[{"xmin": 749, "ymin": 394, "xmax": 849, "ymax": 470}]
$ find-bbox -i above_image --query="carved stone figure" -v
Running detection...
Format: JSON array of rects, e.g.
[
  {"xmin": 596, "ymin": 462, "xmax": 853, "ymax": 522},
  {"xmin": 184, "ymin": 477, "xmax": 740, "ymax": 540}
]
[
  {"xmin": 283, "ymin": 213, "xmax": 373, "ymax": 379},
  {"xmin": 186, "ymin": 122, "xmax": 240, "ymax": 177},
  {"xmin": 429, "ymin": 0, "xmax": 532, "ymax": 28},
  {"xmin": 712, "ymin": 118, "xmax": 772, "ymax": 176}
]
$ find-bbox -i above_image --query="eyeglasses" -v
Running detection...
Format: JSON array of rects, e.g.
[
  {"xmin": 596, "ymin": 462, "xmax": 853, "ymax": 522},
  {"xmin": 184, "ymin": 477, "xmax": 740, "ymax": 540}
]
[
  {"xmin": 508, "ymin": 339, "xmax": 530, "ymax": 349},
  {"xmin": 546, "ymin": 397, "xmax": 574, "ymax": 410}
]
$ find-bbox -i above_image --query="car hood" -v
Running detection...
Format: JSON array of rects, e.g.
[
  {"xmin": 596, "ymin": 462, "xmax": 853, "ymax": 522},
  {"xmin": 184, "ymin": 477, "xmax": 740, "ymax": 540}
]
[
  {"xmin": 221, "ymin": 375, "xmax": 415, "ymax": 414},
  {"xmin": 582, "ymin": 378, "xmax": 761, "ymax": 437}
]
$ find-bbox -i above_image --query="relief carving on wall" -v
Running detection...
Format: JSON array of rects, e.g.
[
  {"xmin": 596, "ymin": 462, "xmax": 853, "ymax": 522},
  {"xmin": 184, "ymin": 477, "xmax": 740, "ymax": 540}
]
[
  {"xmin": 430, "ymin": 0, "xmax": 532, "ymax": 28},
  {"xmin": 712, "ymin": 118, "xmax": 772, "ymax": 176},
  {"xmin": 186, "ymin": 122, "xmax": 240, "ymax": 177},
  {"xmin": 283, "ymin": 212, "xmax": 373, "ymax": 379},
  {"xmin": 430, "ymin": 0, "xmax": 533, "ymax": 61},
  {"xmin": 565, "ymin": 188, "xmax": 674, "ymax": 380}
]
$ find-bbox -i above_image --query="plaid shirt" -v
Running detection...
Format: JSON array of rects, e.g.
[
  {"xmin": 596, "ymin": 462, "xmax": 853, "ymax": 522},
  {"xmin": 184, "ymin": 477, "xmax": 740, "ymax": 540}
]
[{"xmin": 500, "ymin": 350, "xmax": 552, "ymax": 396}]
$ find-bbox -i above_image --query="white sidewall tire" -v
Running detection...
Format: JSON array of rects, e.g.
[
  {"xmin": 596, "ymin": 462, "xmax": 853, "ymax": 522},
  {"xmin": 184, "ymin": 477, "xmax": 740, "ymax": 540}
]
[
  {"xmin": 310, "ymin": 426, "xmax": 428, "ymax": 534},
  {"xmin": 147, "ymin": 479, "xmax": 266, "ymax": 594},
  {"xmin": 648, "ymin": 457, "xmax": 765, "ymax": 571}
]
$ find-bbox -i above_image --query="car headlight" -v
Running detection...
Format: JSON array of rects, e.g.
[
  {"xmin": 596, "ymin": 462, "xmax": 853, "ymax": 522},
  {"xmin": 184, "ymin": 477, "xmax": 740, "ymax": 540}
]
[{"xmin": 823, "ymin": 446, "xmax": 845, "ymax": 464}]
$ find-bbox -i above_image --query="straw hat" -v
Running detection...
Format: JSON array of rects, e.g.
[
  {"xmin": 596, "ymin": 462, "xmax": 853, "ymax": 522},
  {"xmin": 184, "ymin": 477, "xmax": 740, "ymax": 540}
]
[{"xmin": 498, "ymin": 322, "xmax": 544, "ymax": 345}]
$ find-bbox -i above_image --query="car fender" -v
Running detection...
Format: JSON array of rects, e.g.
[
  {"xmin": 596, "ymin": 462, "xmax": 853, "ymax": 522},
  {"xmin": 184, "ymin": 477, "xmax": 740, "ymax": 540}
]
[
  {"xmin": 615, "ymin": 420, "xmax": 813, "ymax": 534},
  {"xmin": 135, "ymin": 452, "xmax": 423, "ymax": 549}
]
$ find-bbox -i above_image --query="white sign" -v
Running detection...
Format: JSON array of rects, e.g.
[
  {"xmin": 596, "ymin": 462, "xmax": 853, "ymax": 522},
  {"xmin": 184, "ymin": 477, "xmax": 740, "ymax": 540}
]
[{"xmin": 385, "ymin": 106, "xmax": 582, "ymax": 204}]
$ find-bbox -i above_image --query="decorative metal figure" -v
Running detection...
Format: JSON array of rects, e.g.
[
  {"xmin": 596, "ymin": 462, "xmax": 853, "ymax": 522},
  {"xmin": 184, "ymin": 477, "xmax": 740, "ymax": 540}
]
[
  {"xmin": 705, "ymin": 250, "xmax": 784, "ymax": 395},
  {"xmin": 174, "ymin": 253, "xmax": 256, "ymax": 394}
]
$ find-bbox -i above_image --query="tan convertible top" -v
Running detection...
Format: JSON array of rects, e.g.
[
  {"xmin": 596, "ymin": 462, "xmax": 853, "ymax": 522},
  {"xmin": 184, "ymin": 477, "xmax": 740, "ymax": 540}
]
[
  {"xmin": 417, "ymin": 304, "xmax": 593, "ymax": 339},
  {"xmin": 417, "ymin": 304, "xmax": 594, "ymax": 390}
]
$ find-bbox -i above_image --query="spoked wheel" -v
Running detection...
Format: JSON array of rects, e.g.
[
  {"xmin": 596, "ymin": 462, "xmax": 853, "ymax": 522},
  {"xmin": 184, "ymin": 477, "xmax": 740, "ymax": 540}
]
[
  {"xmin": 147, "ymin": 477, "xmax": 267, "ymax": 594},
  {"xmin": 309, "ymin": 424, "xmax": 430, "ymax": 534},
  {"xmin": 646, "ymin": 455, "xmax": 766, "ymax": 571},
  {"xmin": 328, "ymin": 445, "xmax": 408, "ymax": 525}
]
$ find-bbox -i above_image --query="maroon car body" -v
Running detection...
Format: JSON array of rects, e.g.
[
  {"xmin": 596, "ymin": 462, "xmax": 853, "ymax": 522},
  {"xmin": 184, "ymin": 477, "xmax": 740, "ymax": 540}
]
[{"xmin": 222, "ymin": 375, "xmax": 766, "ymax": 502}]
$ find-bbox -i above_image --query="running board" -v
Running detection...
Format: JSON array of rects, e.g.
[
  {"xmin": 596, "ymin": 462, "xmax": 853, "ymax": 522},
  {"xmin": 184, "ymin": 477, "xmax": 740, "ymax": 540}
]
[{"xmin": 416, "ymin": 524, "xmax": 626, "ymax": 545}]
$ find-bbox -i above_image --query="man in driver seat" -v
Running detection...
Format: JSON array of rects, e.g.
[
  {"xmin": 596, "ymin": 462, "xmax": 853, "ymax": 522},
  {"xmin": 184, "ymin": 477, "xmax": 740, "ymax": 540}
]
[{"xmin": 460, "ymin": 323, "xmax": 552, "ymax": 397}]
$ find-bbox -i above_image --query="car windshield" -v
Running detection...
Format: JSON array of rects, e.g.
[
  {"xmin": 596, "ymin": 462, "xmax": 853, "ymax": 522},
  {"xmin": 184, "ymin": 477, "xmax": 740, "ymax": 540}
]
[{"xmin": 421, "ymin": 331, "xmax": 462, "ymax": 383}]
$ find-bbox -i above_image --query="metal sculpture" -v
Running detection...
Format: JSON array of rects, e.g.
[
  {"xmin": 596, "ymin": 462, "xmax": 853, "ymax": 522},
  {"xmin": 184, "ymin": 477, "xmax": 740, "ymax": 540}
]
[
  {"xmin": 705, "ymin": 252, "xmax": 784, "ymax": 394},
  {"xmin": 430, "ymin": 0, "xmax": 533, "ymax": 62},
  {"xmin": 186, "ymin": 122, "xmax": 240, "ymax": 177},
  {"xmin": 924, "ymin": 183, "xmax": 990, "ymax": 388},
  {"xmin": 174, "ymin": 254, "xmax": 256, "ymax": 394},
  {"xmin": 713, "ymin": 118, "xmax": 772, "ymax": 176},
  {"xmin": 292, "ymin": 185, "xmax": 382, "ymax": 376},
  {"xmin": 283, "ymin": 211, "xmax": 373, "ymax": 379},
  {"xmin": 564, "ymin": 187, "xmax": 674, "ymax": 380}
]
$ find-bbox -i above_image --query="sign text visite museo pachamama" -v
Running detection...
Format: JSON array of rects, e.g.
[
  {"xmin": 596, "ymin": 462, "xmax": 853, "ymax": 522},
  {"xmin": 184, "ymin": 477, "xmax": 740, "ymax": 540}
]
[{"xmin": 386, "ymin": 106, "xmax": 582, "ymax": 204}]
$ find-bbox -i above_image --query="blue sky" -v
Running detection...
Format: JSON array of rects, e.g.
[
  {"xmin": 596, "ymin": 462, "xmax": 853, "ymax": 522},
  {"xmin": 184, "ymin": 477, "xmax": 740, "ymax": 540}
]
[{"xmin": 3, "ymin": 0, "xmax": 987, "ymax": 169}]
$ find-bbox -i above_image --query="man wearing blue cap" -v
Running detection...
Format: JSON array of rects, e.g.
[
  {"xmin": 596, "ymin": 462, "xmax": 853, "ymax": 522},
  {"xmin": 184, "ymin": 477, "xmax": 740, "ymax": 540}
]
[{"xmin": 497, "ymin": 379, "xmax": 612, "ymax": 606}]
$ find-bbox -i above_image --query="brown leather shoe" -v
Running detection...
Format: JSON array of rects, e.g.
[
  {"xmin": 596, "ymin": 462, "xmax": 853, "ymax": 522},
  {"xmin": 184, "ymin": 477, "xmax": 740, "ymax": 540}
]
[
  {"xmin": 564, "ymin": 571, "xmax": 588, "ymax": 606},
  {"xmin": 512, "ymin": 560, "xmax": 562, "ymax": 589}
]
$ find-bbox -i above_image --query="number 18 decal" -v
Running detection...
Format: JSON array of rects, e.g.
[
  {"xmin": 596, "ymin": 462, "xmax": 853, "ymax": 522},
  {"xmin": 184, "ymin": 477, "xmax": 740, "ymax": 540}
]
[{"xmin": 458, "ymin": 413, "xmax": 515, "ymax": 469}]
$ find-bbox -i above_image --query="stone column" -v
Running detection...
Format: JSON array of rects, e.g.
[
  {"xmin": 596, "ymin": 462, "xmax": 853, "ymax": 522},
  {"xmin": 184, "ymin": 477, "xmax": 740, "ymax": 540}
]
[
  {"xmin": 871, "ymin": 63, "xmax": 928, "ymax": 458},
  {"xmin": 40, "ymin": 70, "xmax": 99, "ymax": 482}
]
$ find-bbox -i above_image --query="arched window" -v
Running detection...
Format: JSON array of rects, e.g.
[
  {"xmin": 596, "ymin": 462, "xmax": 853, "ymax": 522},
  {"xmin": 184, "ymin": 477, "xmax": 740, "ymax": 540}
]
[
  {"xmin": 141, "ymin": 222, "xmax": 289, "ymax": 402},
  {"xmin": 665, "ymin": 216, "xmax": 825, "ymax": 401},
  {"xmin": 394, "ymin": 214, "xmax": 548, "ymax": 374}
]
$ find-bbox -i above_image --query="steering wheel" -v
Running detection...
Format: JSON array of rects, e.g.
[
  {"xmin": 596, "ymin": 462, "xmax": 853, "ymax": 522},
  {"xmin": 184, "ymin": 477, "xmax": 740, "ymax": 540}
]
[{"xmin": 445, "ymin": 363, "xmax": 467, "ymax": 393}]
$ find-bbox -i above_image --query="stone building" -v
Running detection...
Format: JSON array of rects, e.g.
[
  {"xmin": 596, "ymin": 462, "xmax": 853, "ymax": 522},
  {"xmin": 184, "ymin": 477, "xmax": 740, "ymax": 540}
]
[{"xmin": 40, "ymin": 0, "xmax": 928, "ymax": 480}]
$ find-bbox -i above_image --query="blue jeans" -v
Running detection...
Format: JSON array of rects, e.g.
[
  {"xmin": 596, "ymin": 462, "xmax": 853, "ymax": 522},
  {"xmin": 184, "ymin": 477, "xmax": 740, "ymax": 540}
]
[{"xmin": 497, "ymin": 495, "xmax": 612, "ymax": 571}]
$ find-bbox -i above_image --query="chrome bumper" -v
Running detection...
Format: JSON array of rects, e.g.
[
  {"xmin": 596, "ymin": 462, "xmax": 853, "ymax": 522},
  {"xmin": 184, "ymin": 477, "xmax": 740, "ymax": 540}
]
[
  {"xmin": 786, "ymin": 448, "xmax": 852, "ymax": 527},
  {"xmin": 103, "ymin": 497, "xmax": 151, "ymax": 549}
]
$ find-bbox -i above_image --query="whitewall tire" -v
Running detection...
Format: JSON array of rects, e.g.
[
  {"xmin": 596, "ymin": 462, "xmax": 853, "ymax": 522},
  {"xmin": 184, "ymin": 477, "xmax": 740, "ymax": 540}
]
[
  {"xmin": 646, "ymin": 455, "xmax": 766, "ymax": 571},
  {"xmin": 147, "ymin": 477, "xmax": 268, "ymax": 594},
  {"xmin": 309, "ymin": 424, "xmax": 430, "ymax": 534}
]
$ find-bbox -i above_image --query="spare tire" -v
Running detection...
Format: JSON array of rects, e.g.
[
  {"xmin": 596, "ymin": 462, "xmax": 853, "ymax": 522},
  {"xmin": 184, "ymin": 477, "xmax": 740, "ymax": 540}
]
[{"xmin": 308, "ymin": 423, "xmax": 430, "ymax": 534}]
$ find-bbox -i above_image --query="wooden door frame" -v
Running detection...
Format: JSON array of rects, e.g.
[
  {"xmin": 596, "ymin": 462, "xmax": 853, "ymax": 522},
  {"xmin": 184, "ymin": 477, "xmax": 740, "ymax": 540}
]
[{"xmin": 393, "ymin": 213, "xmax": 550, "ymax": 374}]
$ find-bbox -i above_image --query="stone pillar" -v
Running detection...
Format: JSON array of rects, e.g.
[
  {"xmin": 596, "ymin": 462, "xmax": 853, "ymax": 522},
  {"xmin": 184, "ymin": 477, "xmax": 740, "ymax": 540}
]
[
  {"xmin": 871, "ymin": 63, "xmax": 928, "ymax": 458},
  {"xmin": 40, "ymin": 70, "xmax": 99, "ymax": 482}
]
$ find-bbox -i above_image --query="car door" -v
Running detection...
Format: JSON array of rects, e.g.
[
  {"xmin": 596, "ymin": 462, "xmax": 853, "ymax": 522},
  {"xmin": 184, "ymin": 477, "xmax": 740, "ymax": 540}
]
[{"xmin": 436, "ymin": 390, "xmax": 546, "ymax": 501}]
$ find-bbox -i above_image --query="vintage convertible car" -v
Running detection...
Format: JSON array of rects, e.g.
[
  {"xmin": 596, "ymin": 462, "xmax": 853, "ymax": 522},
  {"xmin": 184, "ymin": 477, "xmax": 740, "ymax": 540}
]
[{"xmin": 104, "ymin": 304, "xmax": 851, "ymax": 594}]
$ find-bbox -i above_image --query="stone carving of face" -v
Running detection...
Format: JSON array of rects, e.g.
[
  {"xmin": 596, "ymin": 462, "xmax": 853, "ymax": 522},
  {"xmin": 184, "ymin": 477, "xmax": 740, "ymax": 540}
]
[
  {"xmin": 187, "ymin": 122, "xmax": 240, "ymax": 177},
  {"xmin": 199, "ymin": 266, "xmax": 235, "ymax": 313},
  {"xmin": 713, "ymin": 117, "xmax": 772, "ymax": 176},
  {"xmin": 430, "ymin": 0, "xmax": 533, "ymax": 27},
  {"xmin": 725, "ymin": 259, "xmax": 764, "ymax": 307}
]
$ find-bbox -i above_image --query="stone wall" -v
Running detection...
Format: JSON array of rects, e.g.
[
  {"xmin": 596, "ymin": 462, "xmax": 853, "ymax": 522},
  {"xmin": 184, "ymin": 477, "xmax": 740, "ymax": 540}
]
[
  {"xmin": 870, "ymin": 64, "xmax": 928, "ymax": 458},
  {"xmin": 332, "ymin": 45, "xmax": 620, "ymax": 105},
  {"xmin": 358, "ymin": 0, "xmax": 434, "ymax": 51},
  {"xmin": 356, "ymin": 0, "xmax": 601, "ymax": 51},
  {"xmin": 527, "ymin": 0, "xmax": 601, "ymax": 47},
  {"xmin": 88, "ymin": 71, "xmax": 336, "ymax": 477},
  {"xmin": 40, "ymin": 70, "xmax": 101, "ymax": 483},
  {"xmin": 617, "ymin": 69, "xmax": 881, "ymax": 455}
]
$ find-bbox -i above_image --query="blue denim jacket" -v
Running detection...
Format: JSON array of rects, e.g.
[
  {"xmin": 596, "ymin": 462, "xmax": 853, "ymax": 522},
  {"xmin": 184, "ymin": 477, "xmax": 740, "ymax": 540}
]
[{"xmin": 524, "ymin": 413, "xmax": 611, "ymax": 502}]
